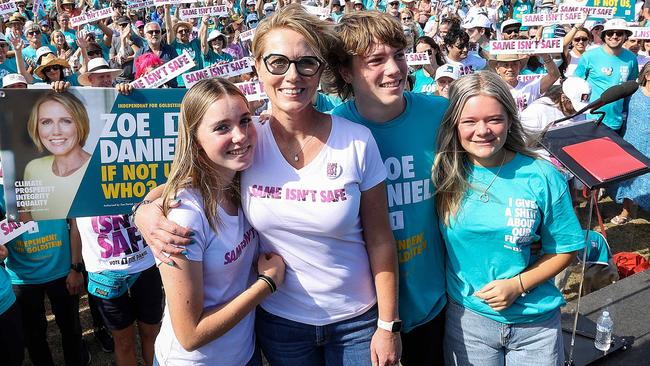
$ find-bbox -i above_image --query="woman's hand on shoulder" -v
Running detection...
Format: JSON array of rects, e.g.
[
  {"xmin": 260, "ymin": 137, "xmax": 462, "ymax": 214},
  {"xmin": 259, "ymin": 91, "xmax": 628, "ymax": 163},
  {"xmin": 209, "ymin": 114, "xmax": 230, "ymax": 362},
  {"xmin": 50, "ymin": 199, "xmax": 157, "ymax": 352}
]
[
  {"xmin": 134, "ymin": 198, "xmax": 193, "ymax": 266},
  {"xmin": 474, "ymin": 277, "xmax": 522, "ymax": 312},
  {"xmin": 257, "ymin": 252, "xmax": 285, "ymax": 288}
]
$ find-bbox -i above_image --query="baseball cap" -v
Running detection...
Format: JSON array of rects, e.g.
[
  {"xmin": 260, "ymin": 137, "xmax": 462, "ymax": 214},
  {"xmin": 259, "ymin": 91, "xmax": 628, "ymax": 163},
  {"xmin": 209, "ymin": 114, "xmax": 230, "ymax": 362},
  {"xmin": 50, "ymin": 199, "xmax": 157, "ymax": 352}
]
[
  {"xmin": 462, "ymin": 14, "xmax": 491, "ymax": 29},
  {"xmin": 435, "ymin": 64, "xmax": 460, "ymax": 81},
  {"xmin": 264, "ymin": 3, "xmax": 274, "ymax": 11},
  {"xmin": 135, "ymin": 20, "xmax": 145, "ymax": 28},
  {"xmin": 562, "ymin": 77, "xmax": 592, "ymax": 111},
  {"xmin": 117, "ymin": 16, "xmax": 130, "ymax": 25},
  {"xmin": 246, "ymin": 0, "xmax": 256, "ymax": 5}
]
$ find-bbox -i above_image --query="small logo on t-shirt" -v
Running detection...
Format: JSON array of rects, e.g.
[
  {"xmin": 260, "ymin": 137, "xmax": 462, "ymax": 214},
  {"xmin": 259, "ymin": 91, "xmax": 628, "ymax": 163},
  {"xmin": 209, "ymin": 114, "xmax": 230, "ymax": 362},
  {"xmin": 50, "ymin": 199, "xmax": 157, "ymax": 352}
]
[
  {"xmin": 601, "ymin": 67, "xmax": 613, "ymax": 76},
  {"xmin": 326, "ymin": 162, "xmax": 343, "ymax": 179}
]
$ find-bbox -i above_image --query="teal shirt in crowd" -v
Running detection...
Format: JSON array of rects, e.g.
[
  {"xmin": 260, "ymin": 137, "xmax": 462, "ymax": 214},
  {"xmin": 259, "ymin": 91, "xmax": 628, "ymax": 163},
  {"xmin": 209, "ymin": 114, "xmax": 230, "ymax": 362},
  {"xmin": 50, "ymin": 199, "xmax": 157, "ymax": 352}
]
[
  {"xmin": 441, "ymin": 154, "xmax": 584, "ymax": 324},
  {"xmin": 0, "ymin": 266, "xmax": 15, "ymax": 315},
  {"xmin": 512, "ymin": 0, "xmax": 533, "ymax": 31},
  {"xmin": 574, "ymin": 47, "xmax": 638, "ymax": 130},
  {"xmin": 314, "ymin": 92, "xmax": 343, "ymax": 113},
  {"xmin": 4, "ymin": 220, "xmax": 72, "ymax": 285},
  {"xmin": 411, "ymin": 68, "xmax": 437, "ymax": 95},
  {"xmin": 172, "ymin": 39, "xmax": 203, "ymax": 87},
  {"xmin": 0, "ymin": 59, "xmax": 18, "ymax": 87},
  {"xmin": 202, "ymin": 49, "xmax": 234, "ymax": 69},
  {"xmin": 332, "ymin": 92, "xmax": 448, "ymax": 332}
]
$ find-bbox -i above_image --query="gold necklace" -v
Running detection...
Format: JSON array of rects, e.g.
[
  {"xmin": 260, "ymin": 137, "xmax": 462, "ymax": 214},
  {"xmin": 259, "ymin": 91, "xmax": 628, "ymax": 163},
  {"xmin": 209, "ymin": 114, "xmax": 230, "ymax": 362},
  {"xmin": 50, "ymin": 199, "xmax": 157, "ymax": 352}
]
[
  {"xmin": 478, "ymin": 151, "xmax": 507, "ymax": 203},
  {"xmin": 293, "ymin": 132, "xmax": 317, "ymax": 162}
]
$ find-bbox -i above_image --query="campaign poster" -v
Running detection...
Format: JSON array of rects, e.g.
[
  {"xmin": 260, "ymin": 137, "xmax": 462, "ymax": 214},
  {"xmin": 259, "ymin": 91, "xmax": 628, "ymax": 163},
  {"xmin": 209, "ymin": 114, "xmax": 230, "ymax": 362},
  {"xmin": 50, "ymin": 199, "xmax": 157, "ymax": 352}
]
[
  {"xmin": 0, "ymin": 88, "xmax": 186, "ymax": 221},
  {"xmin": 562, "ymin": 0, "xmax": 634, "ymax": 21}
]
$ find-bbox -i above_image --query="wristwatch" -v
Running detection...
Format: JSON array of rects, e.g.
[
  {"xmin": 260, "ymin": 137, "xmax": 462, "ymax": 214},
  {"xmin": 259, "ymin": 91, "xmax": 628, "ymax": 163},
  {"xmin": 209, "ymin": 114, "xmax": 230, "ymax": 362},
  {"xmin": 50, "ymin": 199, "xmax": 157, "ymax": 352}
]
[
  {"xmin": 377, "ymin": 318, "xmax": 402, "ymax": 333},
  {"xmin": 70, "ymin": 263, "xmax": 84, "ymax": 273}
]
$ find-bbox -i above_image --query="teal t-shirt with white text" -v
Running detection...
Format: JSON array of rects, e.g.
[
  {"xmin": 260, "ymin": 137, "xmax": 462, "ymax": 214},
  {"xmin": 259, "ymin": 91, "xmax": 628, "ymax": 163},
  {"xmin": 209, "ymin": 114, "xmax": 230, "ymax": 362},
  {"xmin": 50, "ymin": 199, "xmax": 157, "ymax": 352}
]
[
  {"xmin": 332, "ymin": 92, "xmax": 448, "ymax": 332},
  {"xmin": 441, "ymin": 154, "xmax": 584, "ymax": 324}
]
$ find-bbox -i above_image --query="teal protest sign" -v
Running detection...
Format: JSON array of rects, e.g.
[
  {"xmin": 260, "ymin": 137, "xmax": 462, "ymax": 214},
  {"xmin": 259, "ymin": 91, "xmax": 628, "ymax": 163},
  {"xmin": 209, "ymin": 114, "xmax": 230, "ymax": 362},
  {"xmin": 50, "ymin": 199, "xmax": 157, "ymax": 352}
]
[{"xmin": 0, "ymin": 88, "xmax": 186, "ymax": 221}]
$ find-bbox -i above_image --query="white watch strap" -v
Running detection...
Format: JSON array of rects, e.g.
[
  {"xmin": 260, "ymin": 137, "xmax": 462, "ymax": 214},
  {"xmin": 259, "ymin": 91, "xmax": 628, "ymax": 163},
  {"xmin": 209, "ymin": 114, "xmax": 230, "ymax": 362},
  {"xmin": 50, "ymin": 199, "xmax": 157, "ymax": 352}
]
[{"xmin": 377, "ymin": 318, "xmax": 394, "ymax": 331}]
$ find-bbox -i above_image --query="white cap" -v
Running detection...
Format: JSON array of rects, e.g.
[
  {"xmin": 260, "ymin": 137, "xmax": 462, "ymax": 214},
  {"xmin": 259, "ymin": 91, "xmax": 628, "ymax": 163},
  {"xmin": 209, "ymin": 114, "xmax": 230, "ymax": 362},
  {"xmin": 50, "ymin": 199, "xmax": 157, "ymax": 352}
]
[
  {"xmin": 263, "ymin": 2, "xmax": 274, "ymax": 11},
  {"xmin": 354, "ymin": 0, "xmax": 363, "ymax": 4},
  {"xmin": 500, "ymin": 19, "xmax": 521, "ymax": 33},
  {"xmin": 2, "ymin": 73, "xmax": 28, "ymax": 88},
  {"xmin": 246, "ymin": 0, "xmax": 255, "ymax": 5},
  {"xmin": 585, "ymin": 20, "xmax": 604, "ymax": 31},
  {"xmin": 36, "ymin": 46, "xmax": 54, "ymax": 63},
  {"xmin": 462, "ymin": 14, "xmax": 491, "ymax": 29},
  {"xmin": 562, "ymin": 77, "xmax": 592, "ymax": 111},
  {"xmin": 207, "ymin": 29, "xmax": 225, "ymax": 42},
  {"xmin": 602, "ymin": 18, "xmax": 632, "ymax": 37},
  {"xmin": 435, "ymin": 64, "xmax": 460, "ymax": 81}
]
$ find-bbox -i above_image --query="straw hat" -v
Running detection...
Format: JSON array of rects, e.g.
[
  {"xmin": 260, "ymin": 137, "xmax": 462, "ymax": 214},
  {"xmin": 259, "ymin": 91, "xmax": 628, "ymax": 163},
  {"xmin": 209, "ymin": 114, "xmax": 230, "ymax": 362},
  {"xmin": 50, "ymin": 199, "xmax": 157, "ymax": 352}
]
[
  {"xmin": 34, "ymin": 53, "xmax": 70, "ymax": 79},
  {"xmin": 78, "ymin": 58, "xmax": 122, "ymax": 86},
  {"xmin": 172, "ymin": 21, "xmax": 193, "ymax": 35},
  {"xmin": 488, "ymin": 53, "xmax": 528, "ymax": 69},
  {"xmin": 6, "ymin": 13, "xmax": 27, "ymax": 26}
]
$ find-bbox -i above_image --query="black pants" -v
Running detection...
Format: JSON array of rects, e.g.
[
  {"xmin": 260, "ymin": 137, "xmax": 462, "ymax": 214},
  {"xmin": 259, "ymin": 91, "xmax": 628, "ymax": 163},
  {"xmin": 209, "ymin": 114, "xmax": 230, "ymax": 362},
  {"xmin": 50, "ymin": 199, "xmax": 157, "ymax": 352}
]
[
  {"xmin": 0, "ymin": 301, "xmax": 25, "ymax": 366},
  {"xmin": 13, "ymin": 276, "xmax": 85, "ymax": 366},
  {"xmin": 400, "ymin": 307, "xmax": 446, "ymax": 366},
  {"xmin": 83, "ymin": 269, "xmax": 107, "ymax": 330}
]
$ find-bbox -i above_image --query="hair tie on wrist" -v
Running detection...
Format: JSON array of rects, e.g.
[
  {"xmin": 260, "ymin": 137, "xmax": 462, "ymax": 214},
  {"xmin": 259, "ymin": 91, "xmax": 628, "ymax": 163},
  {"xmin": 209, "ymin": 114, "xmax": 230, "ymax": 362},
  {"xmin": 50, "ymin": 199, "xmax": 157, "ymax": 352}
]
[{"xmin": 258, "ymin": 274, "xmax": 276, "ymax": 293}]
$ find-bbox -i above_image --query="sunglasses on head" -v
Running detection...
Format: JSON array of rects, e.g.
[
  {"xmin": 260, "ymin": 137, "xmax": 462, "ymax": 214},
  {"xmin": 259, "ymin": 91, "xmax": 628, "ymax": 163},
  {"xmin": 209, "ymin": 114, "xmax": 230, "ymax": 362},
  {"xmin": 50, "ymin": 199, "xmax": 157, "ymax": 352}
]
[
  {"xmin": 44, "ymin": 65, "xmax": 62, "ymax": 73},
  {"xmin": 147, "ymin": 29, "xmax": 161, "ymax": 35},
  {"xmin": 263, "ymin": 54, "xmax": 323, "ymax": 77},
  {"xmin": 573, "ymin": 37, "xmax": 589, "ymax": 43}
]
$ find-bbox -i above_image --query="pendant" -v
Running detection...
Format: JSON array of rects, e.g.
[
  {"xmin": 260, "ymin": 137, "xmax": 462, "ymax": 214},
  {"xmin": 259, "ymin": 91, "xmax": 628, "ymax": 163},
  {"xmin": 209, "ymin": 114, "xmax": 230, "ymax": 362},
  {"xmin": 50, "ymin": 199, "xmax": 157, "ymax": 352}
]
[
  {"xmin": 293, "ymin": 154, "xmax": 299, "ymax": 162},
  {"xmin": 479, "ymin": 193, "xmax": 489, "ymax": 203}
]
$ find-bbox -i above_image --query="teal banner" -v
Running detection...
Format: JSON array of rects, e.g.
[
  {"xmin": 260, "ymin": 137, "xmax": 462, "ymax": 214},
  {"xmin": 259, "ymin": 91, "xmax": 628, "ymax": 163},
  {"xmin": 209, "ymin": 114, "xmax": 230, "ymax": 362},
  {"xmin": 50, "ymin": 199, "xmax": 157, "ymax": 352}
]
[{"xmin": 0, "ymin": 88, "xmax": 186, "ymax": 221}]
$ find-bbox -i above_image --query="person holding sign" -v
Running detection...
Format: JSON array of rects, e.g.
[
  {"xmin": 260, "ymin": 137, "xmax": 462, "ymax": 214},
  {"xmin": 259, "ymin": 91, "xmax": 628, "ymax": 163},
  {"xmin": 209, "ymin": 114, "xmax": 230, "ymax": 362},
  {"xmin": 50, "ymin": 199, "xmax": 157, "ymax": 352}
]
[
  {"xmin": 433, "ymin": 71, "xmax": 584, "ymax": 366},
  {"xmin": 135, "ymin": 5, "xmax": 400, "ymax": 366},
  {"xmin": 201, "ymin": 28, "xmax": 234, "ymax": 68},
  {"xmin": 165, "ymin": 5, "xmax": 204, "ymax": 87},
  {"xmin": 23, "ymin": 91, "xmax": 90, "ymax": 220}
]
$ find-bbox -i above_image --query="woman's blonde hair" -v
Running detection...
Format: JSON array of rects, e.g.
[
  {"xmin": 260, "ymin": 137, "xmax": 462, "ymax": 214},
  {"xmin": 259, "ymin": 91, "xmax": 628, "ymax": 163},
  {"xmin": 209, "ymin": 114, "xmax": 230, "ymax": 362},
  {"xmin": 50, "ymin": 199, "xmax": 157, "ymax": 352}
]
[
  {"xmin": 161, "ymin": 78, "xmax": 249, "ymax": 231},
  {"xmin": 27, "ymin": 91, "xmax": 89, "ymax": 152},
  {"xmin": 639, "ymin": 61, "xmax": 650, "ymax": 87},
  {"xmin": 50, "ymin": 30, "xmax": 70, "ymax": 51},
  {"xmin": 432, "ymin": 71, "xmax": 536, "ymax": 225},
  {"xmin": 329, "ymin": 11, "xmax": 407, "ymax": 100},
  {"xmin": 251, "ymin": 4, "xmax": 343, "ymax": 66}
]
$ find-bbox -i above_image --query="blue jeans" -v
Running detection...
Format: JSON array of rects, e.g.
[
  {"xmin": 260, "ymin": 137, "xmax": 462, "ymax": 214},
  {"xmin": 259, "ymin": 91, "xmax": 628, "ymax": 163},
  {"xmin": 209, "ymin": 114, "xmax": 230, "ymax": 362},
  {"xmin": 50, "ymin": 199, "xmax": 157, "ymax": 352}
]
[
  {"xmin": 444, "ymin": 299, "xmax": 564, "ymax": 366},
  {"xmin": 256, "ymin": 305, "xmax": 377, "ymax": 366},
  {"xmin": 153, "ymin": 346, "xmax": 261, "ymax": 366}
]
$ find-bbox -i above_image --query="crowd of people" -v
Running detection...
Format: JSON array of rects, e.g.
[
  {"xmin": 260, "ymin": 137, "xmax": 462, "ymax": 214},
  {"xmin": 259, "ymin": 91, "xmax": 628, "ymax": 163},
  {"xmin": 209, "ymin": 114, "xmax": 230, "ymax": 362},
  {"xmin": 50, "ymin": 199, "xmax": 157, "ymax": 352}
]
[{"xmin": 1, "ymin": 0, "xmax": 649, "ymax": 365}]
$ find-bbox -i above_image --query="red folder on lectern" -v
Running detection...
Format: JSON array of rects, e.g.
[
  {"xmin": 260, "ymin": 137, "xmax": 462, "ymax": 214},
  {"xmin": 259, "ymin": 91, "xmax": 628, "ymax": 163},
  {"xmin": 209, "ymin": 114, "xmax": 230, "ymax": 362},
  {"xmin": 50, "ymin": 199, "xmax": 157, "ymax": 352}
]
[{"xmin": 562, "ymin": 137, "xmax": 646, "ymax": 181}]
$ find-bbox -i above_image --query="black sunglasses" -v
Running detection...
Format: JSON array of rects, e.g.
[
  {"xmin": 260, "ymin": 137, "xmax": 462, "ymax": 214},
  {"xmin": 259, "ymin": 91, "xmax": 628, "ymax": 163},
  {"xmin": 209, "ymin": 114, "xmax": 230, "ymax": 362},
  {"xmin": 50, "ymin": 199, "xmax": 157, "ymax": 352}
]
[
  {"xmin": 87, "ymin": 50, "xmax": 102, "ymax": 57},
  {"xmin": 402, "ymin": 17, "xmax": 412, "ymax": 21},
  {"xmin": 573, "ymin": 37, "xmax": 589, "ymax": 43},
  {"xmin": 503, "ymin": 28, "xmax": 519, "ymax": 35},
  {"xmin": 605, "ymin": 30, "xmax": 625, "ymax": 37},
  {"xmin": 147, "ymin": 29, "xmax": 161, "ymax": 35},
  {"xmin": 262, "ymin": 54, "xmax": 323, "ymax": 77},
  {"xmin": 28, "ymin": 30, "xmax": 41, "ymax": 36},
  {"xmin": 43, "ymin": 65, "xmax": 62, "ymax": 73},
  {"xmin": 0, "ymin": 43, "xmax": 8, "ymax": 48},
  {"xmin": 177, "ymin": 29, "xmax": 190, "ymax": 34}
]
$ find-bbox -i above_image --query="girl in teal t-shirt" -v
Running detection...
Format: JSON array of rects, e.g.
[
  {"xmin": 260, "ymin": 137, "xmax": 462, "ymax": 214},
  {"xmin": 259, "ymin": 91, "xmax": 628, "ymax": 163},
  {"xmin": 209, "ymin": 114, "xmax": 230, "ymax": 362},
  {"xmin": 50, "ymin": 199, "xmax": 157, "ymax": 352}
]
[{"xmin": 433, "ymin": 72, "xmax": 584, "ymax": 365}]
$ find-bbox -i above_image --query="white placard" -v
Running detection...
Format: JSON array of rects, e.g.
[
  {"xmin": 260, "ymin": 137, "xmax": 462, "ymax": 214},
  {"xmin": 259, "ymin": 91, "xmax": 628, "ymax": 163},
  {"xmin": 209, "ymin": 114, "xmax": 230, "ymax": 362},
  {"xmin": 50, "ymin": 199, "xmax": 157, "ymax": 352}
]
[
  {"xmin": 302, "ymin": 5, "xmax": 331, "ymax": 17},
  {"xmin": 239, "ymin": 29, "xmax": 256, "ymax": 42},
  {"xmin": 557, "ymin": 4, "xmax": 615, "ymax": 19},
  {"xmin": 153, "ymin": 0, "xmax": 196, "ymax": 5},
  {"xmin": 405, "ymin": 52, "xmax": 431, "ymax": 66},
  {"xmin": 179, "ymin": 5, "xmax": 228, "ymax": 20},
  {"xmin": 127, "ymin": 0, "xmax": 155, "ymax": 11},
  {"xmin": 0, "ymin": 219, "xmax": 37, "ymax": 245},
  {"xmin": 0, "ymin": 1, "xmax": 17, "ymax": 16},
  {"xmin": 489, "ymin": 38, "xmax": 563, "ymax": 55},
  {"xmin": 630, "ymin": 27, "xmax": 650, "ymax": 39},
  {"xmin": 236, "ymin": 80, "xmax": 267, "ymax": 101},
  {"xmin": 183, "ymin": 57, "xmax": 254, "ymax": 88},
  {"xmin": 70, "ymin": 8, "xmax": 114, "ymax": 27},
  {"xmin": 522, "ymin": 11, "xmax": 586, "ymax": 26},
  {"xmin": 131, "ymin": 51, "xmax": 196, "ymax": 89}
]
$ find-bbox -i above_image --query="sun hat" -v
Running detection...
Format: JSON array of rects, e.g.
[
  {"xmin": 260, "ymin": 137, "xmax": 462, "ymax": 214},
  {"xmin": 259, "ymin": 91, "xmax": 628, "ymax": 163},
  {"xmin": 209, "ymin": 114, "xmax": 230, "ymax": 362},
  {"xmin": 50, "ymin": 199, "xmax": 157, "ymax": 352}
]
[
  {"xmin": 600, "ymin": 18, "xmax": 632, "ymax": 40},
  {"xmin": 172, "ymin": 21, "xmax": 193, "ymax": 35},
  {"xmin": 562, "ymin": 77, "xmax": 592, "ymax": 111},
  {"xmin": 488, "ymin": 53, "xmax": 528, "ymax": 69},
  {"xmin": 34, "ymin": 53, "xmax": 70, "ymax": 79},
  {"xmin": 36, "ymin": 46, "xmax": 55, "ymax": 63},
  {"xmin": 78, "ymin": 58, "xmax": 123, "ymax": 86},
  {"xmin": 2, "ymin": 73, "xmax": 28, "ymax": 88},
  {"xmin": 435, "ymin": 64, "xmax": 460, "ymax": 81},
  {"xmin": 207, "ymin": 29, "xmax": 226, "ymax": 43},
  {"xmin": 500, "ymin": 19, "xmax": 522, "ymax": 33},
  {"xmin": 462, "ymin": 13, "xmax": 491, "ymax": 29}
]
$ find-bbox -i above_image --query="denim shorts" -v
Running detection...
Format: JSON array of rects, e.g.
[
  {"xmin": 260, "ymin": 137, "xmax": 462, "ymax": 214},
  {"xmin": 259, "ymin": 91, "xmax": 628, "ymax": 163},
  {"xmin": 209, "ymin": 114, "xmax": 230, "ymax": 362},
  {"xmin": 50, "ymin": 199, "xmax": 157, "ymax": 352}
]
[
  {"xmin": 444, "ymin": 299, "xmax": 564, "ymax": 366},
  {"xmin": 255, "ymin": 305, "xmax": 377, "ymax": 366}
]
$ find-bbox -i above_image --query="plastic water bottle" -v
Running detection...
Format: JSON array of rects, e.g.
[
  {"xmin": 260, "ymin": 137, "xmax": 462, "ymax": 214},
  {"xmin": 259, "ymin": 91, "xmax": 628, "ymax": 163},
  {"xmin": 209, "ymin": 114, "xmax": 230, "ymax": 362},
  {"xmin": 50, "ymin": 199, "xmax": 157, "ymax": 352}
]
[{"xmin": 594, "ymin": 311, "xmax": 613, "ymax": 351}]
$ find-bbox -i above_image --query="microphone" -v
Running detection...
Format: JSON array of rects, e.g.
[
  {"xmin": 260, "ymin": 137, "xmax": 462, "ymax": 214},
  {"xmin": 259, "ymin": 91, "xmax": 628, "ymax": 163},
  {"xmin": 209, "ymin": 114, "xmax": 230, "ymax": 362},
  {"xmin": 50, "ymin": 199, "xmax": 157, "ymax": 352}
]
[{"xmin": 550, "ymin": 80, "xmax": 639, "ymax": 126}]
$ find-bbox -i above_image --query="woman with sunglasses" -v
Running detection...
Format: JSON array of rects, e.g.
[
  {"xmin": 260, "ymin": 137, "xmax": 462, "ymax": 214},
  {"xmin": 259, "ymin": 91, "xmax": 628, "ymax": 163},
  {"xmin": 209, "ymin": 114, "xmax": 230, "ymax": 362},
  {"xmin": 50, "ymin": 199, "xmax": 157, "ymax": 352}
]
[
  {"xmin": 443, "ymin": 24, "xmax": 487, "ymax": 76},
  {"xmin": 33, "ymin": 52, "xmax": 80, "ymax": 87},
  {"xmin": 134, "ymin": 5, "xmax": 400, "ymax": 366}
]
